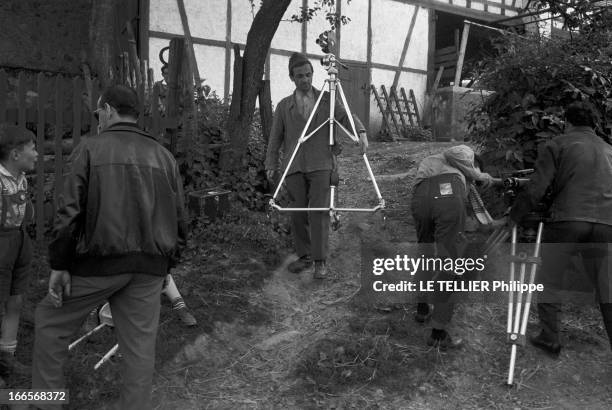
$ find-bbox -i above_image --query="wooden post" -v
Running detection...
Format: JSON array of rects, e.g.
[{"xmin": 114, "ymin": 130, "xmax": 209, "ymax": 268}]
[
  {"xmin": 151, "ymin": 83, "xmax": 161, "ymax": 141},
  {"xmin": 230, "ymin": 44, "xmax": 243, "ymax": 119},
  {"xmin": 432, "ymin": 66, "xmax": 445, "ymax": 92},
  {"xmin": 176, "ymin": 0, "xmax": 204, "ymax": 101},
  {"xmin": 454, "ymin": 22, "xmax": 471, "ymax": 87},
  {"xmin": 18, "ymin": 72, "xmax": 26, "ymax": 127},
  {"xmin": 392, "ymin": 6, "xmax": 419, "ymax": 88},
  {"xmin": 73, "ymin": 77, "xmax": 82, "ymax": 147},
  {"xmin": 0, "ymin": 70, "xmax": 6, "ymax": 123},
  {"xmin": 409, "ymin": 88, "xmax": 422, "ymax": 127},
  {"xmin": 36, "ymin": 73, "xmax": 46, "ymax": 240},
  {"xmin": 91, "ymin": 80, "xmax": 99, "ymax": 134},
  {"xmin": 53, "ymin": 76, "xmax": 64, "ymax": 212},
  {"xmin": 258, "ymin": 80, "xmax": 273, "ymax": 144},
  {"xmin": 166, "ymin": 38, "xmax": 185, "ymax": 155},
  {"xmin": 125, "ymin": 21, "xmax": 142, "ymax": 86}
]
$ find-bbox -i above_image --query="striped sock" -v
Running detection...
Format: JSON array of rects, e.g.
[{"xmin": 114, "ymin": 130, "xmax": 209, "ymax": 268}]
[
  {"xmin": 0, "ymin": 340, "xmax": 17, "ymax": 355},
  {"xmin": 171, "ymin": 298, "xmax": 186, "ymax": 310}
]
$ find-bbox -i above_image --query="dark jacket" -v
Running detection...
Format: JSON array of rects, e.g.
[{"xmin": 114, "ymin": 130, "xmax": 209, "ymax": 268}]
[
  {"xmin": 49, "ymin": 123, "xmax": 188, "ymax": 277},
  {"xmin": 511, "ymin": 126, "xmax": 612, "ymax": 226},
  {"xmin": 265, "ymin": 87, "xmax": 365, "ymax": 175}
]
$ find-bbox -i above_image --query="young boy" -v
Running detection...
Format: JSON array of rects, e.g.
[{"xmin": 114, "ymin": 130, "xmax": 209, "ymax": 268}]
[{"xmin": 0, "ymin": 124, "xmax": 37, "ymax": 384}]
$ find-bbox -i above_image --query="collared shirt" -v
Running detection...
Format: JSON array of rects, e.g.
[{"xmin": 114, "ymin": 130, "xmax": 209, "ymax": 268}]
[
  {"xmin": 0, "ymin": 163, "xmax": 28, "ymax": 228},
  {"xmin": 295, "ymin": 89, "xmax": 315, "ymax": 120},
  {"xmin": 265, "ymin": 87, "xmax": 366, "ymax": 175}
]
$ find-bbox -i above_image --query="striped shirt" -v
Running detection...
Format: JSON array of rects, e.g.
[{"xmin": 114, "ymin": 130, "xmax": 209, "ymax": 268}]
[{"xmin": 0, "ymin": 163, "xmax": 28, "ymax": 228}]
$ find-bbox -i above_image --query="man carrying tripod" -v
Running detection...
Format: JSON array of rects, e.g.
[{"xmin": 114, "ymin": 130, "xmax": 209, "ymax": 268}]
[
  {"xmin": 265, "ymin": 52, "xmax": 368, "ymax": 279},
  {"xmin": 510, "ymin": 101, "xmax": 612, "ymax": 355}
]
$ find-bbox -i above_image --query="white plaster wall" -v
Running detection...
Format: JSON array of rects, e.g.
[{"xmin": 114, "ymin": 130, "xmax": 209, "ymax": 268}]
[
  {"xmin": 231, "ymin": 0, "xmax": 259, "ymax": 45},
  {"xmin": 185, "ymin": 0, "xmax": 227, "ymax": 42},
  {"xmin": 149, "ymin": 0, "xmax": 183, "ymax": 34},
  {"xmin": 402, "ymin": 6, "xmax": 429, "ymax": 71},
  {"xmin": 371, "ymin": 0, "xmax": 419, "ymax": 66},
  {"xmin": 193, "ymin": 44, "xmax": 226, "ymax": 97},
  {"xmin": 306, "ymin": 5, "xmax": 332, "ymax": 56},
  {"xmin": 271, "ymin": 1, "xmax": 302, "ymax": 52},
  {"xmin": 339, "ymin": 0, "xmax": 368, "ymax": 62}
]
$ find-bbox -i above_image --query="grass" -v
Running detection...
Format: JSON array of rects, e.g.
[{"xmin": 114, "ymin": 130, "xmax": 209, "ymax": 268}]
[{"xmin": 5, "ymin": 205, "xmax": 291, "ymax": 409}]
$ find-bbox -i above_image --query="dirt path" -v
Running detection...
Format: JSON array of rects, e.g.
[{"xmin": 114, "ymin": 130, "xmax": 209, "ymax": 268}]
[{"xmin": 152, "ymin": 141, "xmax": 612, "ymax": 410}]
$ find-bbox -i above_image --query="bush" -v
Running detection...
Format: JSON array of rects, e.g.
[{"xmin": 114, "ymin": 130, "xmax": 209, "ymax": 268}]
[
  {"xmin": 467, "ymin": 31, "xmax": 612, "ymax": 170},
  {"xmin": 174, "ymin": 97, "xmax": 270, "ymax": 211}
]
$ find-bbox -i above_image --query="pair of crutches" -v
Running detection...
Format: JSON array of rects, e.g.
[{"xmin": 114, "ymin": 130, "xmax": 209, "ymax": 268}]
[
  {"xmin": 68, "ymin": 302, "xmax": 119, "ymax": 370},
  {"xmin": 484, "ymin": 221, "xmax": 544, "ymax": 386}
]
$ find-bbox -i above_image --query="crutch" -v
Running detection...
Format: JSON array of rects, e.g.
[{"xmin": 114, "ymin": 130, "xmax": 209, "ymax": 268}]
[
  {"xmin": 68, "ymin": 302, "xmax": 120, "ymax": 369},
  {"xmin": 506, "ymin": 222, "xmax": 544, "ymax": 385},
  {"xmin": 483, "ymin": 224, "xmax": 510, "ymax": 255},
  {"xmin": 68, "ymin": 302, "xmax": 114, "ymax": 351}
]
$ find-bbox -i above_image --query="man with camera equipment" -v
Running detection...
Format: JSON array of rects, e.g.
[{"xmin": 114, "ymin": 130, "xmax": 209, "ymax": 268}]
[
  {"xmin": 265, "ymin": 52, "xmax": 368, "ymax": 279},
  {"xmin": 412, "ymin": 145, "xmax": 498, "ymax": 349},
  {"xmin": 510, "ymin": 101, "xmax": 612, "ymax": 355}
]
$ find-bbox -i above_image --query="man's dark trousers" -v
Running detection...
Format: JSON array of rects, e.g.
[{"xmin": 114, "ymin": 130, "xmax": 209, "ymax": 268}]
[
  {"xmin": 411, "ymin": 173, "xmax": 467, "ymax": 329},
  {"xmin": 32, "ymin": 274, "xmax": 164, "ymax": 410},
  {"xmin": 285, "ymin": 170, "xmax": 331, "ymax": 261},
  {"xmin": 537, "ymin": 221, "xmax": 612, "ymax": 348}
]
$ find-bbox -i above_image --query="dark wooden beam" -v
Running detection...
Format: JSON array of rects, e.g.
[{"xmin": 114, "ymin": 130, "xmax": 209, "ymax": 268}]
[
  {"xmin": 392, "ymin": 5, "xmax": 419, "ymax": 87},
  {"xmin": 390, "ymin": 0, "xmax": 521, "ymax": 23},
  {"xmin": 225, "ymin": 0, "xmax": 232, "ymax": 100},
  {"xmin": 149, "ymin": 31, "xmax": 428, "ymax": 75},
  {"xmin": 139, "ymin": 0, "xmax": 150, "ymax": 65}
]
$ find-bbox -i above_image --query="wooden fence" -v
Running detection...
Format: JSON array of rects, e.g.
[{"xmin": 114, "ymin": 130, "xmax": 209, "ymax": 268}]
[{"xmin": 0, "ymin": 66, "xmax": 175, "ymax": 241}]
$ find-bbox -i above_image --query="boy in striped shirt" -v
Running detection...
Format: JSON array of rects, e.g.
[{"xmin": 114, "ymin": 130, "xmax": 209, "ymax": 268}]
[{"xmin": 0, "ymin": 124, "xmax": 37, "ymax": 385}]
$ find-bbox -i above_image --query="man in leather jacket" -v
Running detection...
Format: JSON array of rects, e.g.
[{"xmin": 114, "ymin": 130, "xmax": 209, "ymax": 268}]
[
  {"xmin": 510, "ymin": 101, "xmax": 612, "ymax": 356},
  {"xmin": 31, "ymin": 85, "xmax": 187, "ymax": 409}
]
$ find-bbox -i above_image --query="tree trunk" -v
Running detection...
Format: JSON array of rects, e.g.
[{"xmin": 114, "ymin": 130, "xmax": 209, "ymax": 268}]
[
  {"xmin": 221, "ymin": 0, "xmax": 292, "ymax": 170},
  {"xmin": 89, "ymin": 0, "xmax": 118, "ymax": 89}
]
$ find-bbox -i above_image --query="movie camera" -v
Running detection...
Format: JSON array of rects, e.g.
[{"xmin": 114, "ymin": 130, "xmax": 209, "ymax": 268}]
[
  {"xmin": 316, "ymin": 31, "xmax": 349, "ymax": 70},
  {"xmin": 500, "ymin": 168, "xmax": 551, "ymax": 241}
]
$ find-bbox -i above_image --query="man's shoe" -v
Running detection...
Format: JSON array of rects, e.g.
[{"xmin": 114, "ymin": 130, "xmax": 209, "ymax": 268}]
[
  {"xmin": 427, "ymin": 330, "xmax": 463, "ymax": 351},
  {"xmin": 171, "ymin": 298, "xmax": 198, "ymax": 327},
  {"xmin": 175, "ymin": 306, "xmax": 198, "ymax": 327},
  {"xmin": 415, "ymin": 303, "xmax": 432, "ymax": 323},
  {"xmin": 288, "ymin": 255, "xmax": 313, "ymax": 273},
  {"xmin": 0, "ymin": 352, "xmax": 31, "ymax": 377},
  {"xmin": 313, "ymin": 260, "xmax": 328, "ymax": 279},
  {"xmin": 530, "ymin": 332, "xmax": 561, "ymax": 356}
]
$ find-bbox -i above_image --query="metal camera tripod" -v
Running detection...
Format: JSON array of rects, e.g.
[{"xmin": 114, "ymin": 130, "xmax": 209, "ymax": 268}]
[
  {"xmin": 269, "ymin": 53, "xmax": 385, "ymax": 214},
  {"xmin": 483, "ymin": 200, "xmax": 546, "ymax": 386}
]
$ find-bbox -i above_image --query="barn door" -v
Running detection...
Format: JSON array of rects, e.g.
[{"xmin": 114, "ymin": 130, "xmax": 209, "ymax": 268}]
[{"xmin": 337, "ymin": 62, "xmax": 369, "ymax": 132}]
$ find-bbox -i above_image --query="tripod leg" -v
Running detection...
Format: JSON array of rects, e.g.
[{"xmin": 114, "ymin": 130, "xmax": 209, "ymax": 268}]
[
  {"xmin": 508, "ymin": 344, "xmax": 518, "ymax": 385},
  {"xmin": 336, "ymin": 82, "xmax": 359, "ymax": 139},
  {"xmin": 519, "ymin": 222, "xmax": 544, "ymax": 337},
  {"xmin": 507, "ymin": 226, "xmax": 518, "ymax": 385},
  {"xmin": 273, "ymin": 80, "xmax": 330, "ymax": 200}
]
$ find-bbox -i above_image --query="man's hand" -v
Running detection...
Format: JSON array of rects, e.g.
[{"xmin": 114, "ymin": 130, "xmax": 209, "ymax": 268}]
[
  {"xmin": 358, "ymin": 131, "xmax": 368, "ymax": 154},
  {"xmin": 48, "ymin": 269, "xmax": 71, "ymax": 308}
]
